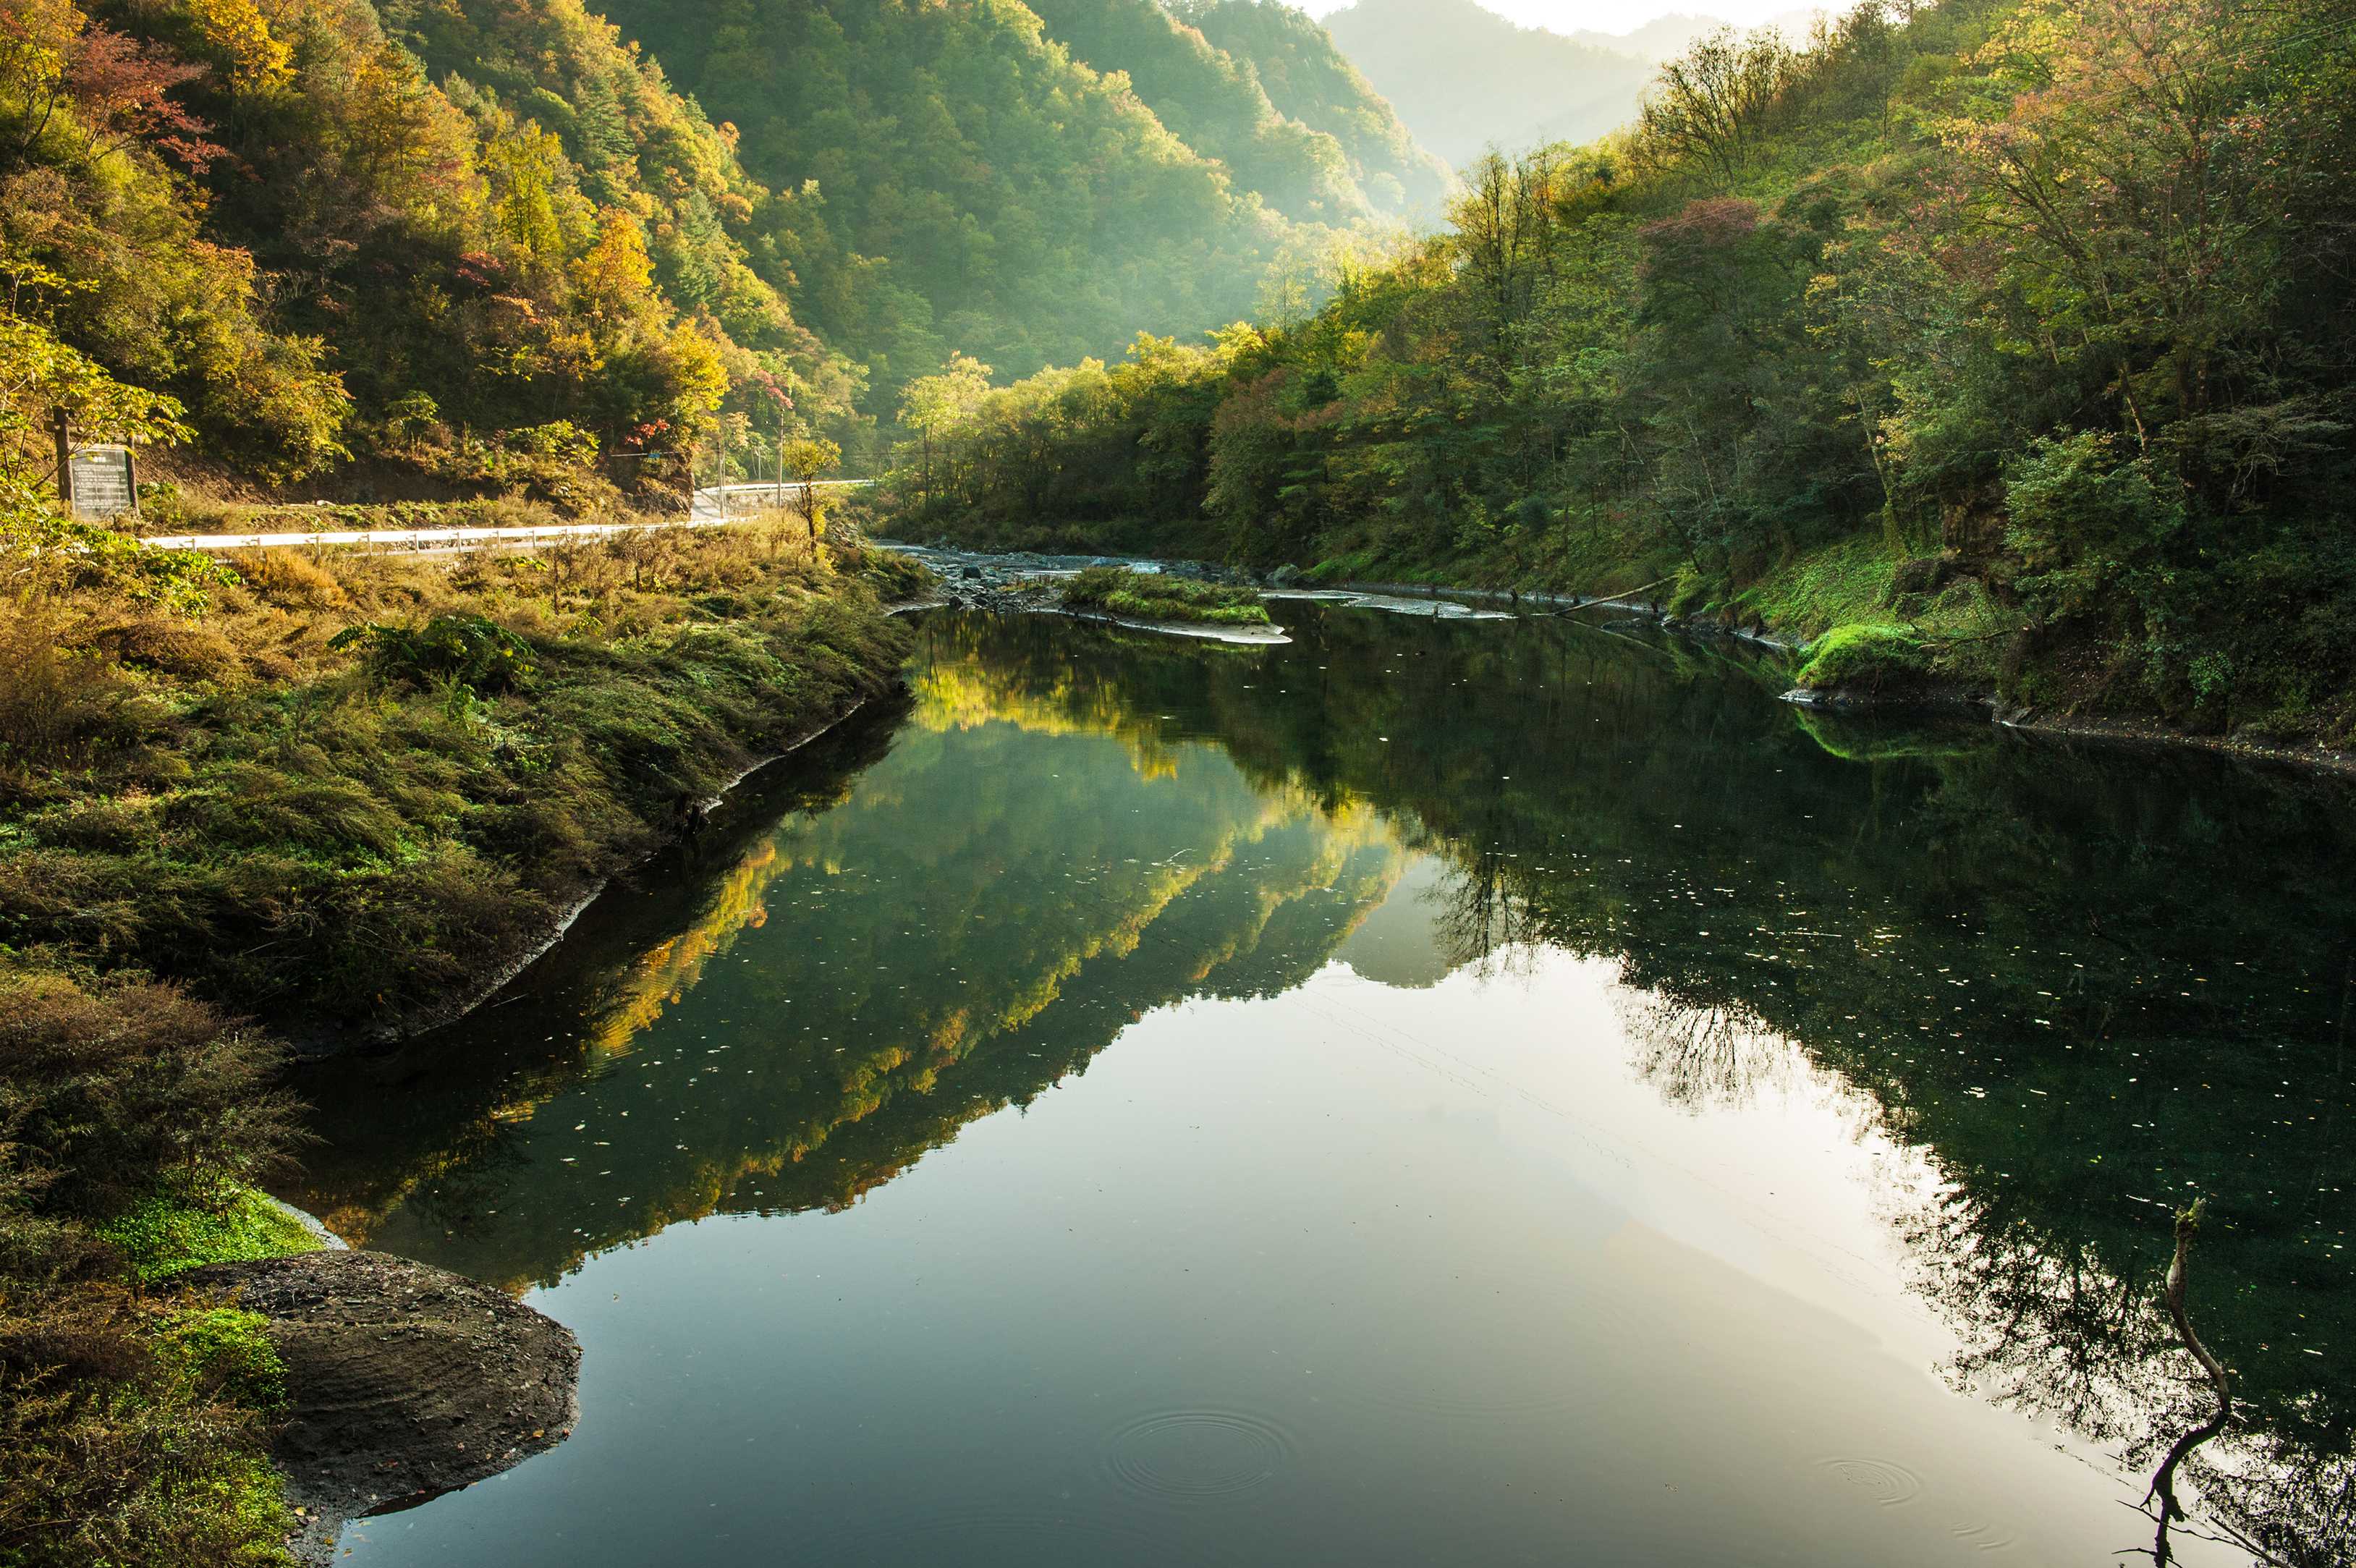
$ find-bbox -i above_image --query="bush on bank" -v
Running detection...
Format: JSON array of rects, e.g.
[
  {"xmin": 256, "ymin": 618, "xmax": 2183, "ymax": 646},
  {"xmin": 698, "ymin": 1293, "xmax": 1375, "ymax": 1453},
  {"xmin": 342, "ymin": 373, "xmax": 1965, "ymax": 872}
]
[
  {"xmin": 0, "ymin": 961, "xmax": 307, "ymax": 1567},
  {"xmin": 1796, "ymin": 624, "xmax": 1933, "ymax": 693}
]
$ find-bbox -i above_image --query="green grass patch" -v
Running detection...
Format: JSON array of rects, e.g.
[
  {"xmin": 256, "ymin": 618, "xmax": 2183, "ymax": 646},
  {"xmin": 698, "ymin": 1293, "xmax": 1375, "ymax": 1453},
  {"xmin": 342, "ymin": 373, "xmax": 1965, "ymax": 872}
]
[
  {"xmin": 0, "ymin": 532, "xmax": 915, "ymax": 1027},
  {"xmin": 1062, "ymin": 567, "xmax": 1271, "ymax": 626},
  {"xmin": 157, "ymin": 1306, "xmax": 289, "ymax": 1412},
  {"xmin": 1796, "ymin": 623, "xmax": 1932, "ymax": 692},
  {"xmin": 1735, "ymin": 533, "xmax": 1898, "ymax": 638},
  {"xmin": 844, "ymin": 544, "xmax": 937, "ymax": 601},
  {"xmin": 101, "ymin": 1183, "xmax": 323, "ymax": 1285}
]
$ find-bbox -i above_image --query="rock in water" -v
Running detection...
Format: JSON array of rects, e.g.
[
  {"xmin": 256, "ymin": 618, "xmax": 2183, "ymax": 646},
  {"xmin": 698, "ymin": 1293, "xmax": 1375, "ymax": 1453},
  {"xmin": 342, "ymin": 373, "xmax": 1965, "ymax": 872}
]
[{"xmin": 180, "ymin": 1250, "xmax": 580, "ymax": 1563}]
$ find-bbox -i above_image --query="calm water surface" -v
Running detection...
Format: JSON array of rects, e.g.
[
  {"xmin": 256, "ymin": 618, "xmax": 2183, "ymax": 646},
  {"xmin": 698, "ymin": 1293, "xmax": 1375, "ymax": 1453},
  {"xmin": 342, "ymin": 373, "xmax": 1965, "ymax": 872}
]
[{"xmin": 292, "ymin": 605, "xmax": 2352, "ymax": 1567}]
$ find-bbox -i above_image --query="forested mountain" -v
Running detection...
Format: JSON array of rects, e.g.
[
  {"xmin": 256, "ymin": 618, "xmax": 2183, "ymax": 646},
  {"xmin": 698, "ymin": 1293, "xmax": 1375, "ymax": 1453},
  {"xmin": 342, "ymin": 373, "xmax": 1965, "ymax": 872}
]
[
  {"xmin": 6, "ymin": 0, "xmax": 1421, "ymax": 507},
  {"xmin": 1, "ymin": 0, "xmax": 865, "ymax": 504},
  {"xmin": 1020, "ymin": 0, "xmax": 1368, "ymax": 225},
  {"xmin": 888, "ymin": 0, "xmax": 2356, "ymax": 748},
  {"xmin": 593, "ymin": 0, "xmax": 1333, "ymax": 412},
  {"xmin": 1321, "ymin": 0, "xmax": 1659, "ymax": 167},
  {"xmin": 1166, "ymin": 0, "xmax": 1450, "ymax": 216}
]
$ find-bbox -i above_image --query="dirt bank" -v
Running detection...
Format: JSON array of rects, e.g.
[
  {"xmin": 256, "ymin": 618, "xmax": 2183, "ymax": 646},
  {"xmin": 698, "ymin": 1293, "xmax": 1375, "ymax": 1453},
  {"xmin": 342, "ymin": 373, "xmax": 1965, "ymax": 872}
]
[{"xmin": 182, "ymin": 1250, "xmax": 581, "ymax": 1564}]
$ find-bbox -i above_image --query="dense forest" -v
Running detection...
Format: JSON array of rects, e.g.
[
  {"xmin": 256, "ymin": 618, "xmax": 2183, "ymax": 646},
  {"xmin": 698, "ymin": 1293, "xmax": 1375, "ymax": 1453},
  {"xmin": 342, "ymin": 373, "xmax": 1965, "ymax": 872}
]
[
  {"xmin": 890, "ymin": 0, "xmax": 2356, "ymax": 747},
  {"xmin": 588, "ymin": 0, "xmax": 1434, "ymax": 422},
  {"xmin": 1, "ymin": 0, "xmax": 1438, "ymax": 517},
  {"xmin": 0, "ymin": 0, "xmax": 891, "ymax": 509},
  {"xmin": 1163, "ymin": 0, "xmax": 1449, "ymax": 215}
]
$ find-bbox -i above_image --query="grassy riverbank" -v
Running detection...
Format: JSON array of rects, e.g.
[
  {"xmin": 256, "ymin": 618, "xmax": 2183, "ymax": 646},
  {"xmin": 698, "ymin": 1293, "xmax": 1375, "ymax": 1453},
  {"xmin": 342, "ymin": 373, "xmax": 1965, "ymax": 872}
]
[
  {"xmin": 0, "ymin": 520, "xmax": 920, "ymax": 1564},
  {"xmin": 1, "ymin": 525, "xmax": 917, "ymax": 1031}
]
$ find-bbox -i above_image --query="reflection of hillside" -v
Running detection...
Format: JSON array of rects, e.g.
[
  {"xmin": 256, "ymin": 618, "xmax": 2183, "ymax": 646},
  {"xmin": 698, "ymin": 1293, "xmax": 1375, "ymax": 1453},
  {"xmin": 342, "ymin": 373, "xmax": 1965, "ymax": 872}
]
[
  {"xmin": 1170, "ymin": 612, "xmax": 2355, "ymax": 1568},
  {"xmin": 294, "ymin": 621, "xmax": 1414, "ymax": 1289},
  {"xmin": 294, "ymin": 605, "xmax": 2354, "ymax": 1563},
  {"xmin": 1334, "ymin": 857, "xmax": 1458, "ymax": 991}
]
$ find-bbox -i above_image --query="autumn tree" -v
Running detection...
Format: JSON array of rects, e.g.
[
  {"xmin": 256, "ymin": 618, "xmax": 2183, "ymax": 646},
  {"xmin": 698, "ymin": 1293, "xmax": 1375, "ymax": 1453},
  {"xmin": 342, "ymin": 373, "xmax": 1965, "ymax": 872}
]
[{"xmin": 781, "ymin": 435, "xmax": 842, "ymax": 541}]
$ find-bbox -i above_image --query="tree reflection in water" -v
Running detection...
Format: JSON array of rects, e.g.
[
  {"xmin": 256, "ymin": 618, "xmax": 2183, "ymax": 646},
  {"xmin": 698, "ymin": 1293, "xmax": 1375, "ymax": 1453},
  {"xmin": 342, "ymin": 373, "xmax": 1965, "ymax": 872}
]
[
  {"xmin": 296, "ymin": 605, "xmax": 2352, "ymax": 1565},
  {"xmin": 1437, "ymin": 847, "xmax": 2349, "ymax": 1566}
]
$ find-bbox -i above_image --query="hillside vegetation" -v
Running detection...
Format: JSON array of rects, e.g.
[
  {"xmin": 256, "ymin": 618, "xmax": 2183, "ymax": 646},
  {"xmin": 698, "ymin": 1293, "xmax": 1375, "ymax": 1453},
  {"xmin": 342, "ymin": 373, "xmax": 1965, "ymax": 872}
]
[
  {"xmin": 593, "ymin": 0, "xmax": 1390, "ymax": 419},
  {"xmin": 1, "ymin": 0, "xmax": 881, "ymax": 506},
  {"xmin": 1025, "ymin": 0, "xmax": 1374, "ymax": 226},
  {"xmin": 4, "ymin": 0, "xmax": 1426, "ymax": 509},
  {"xmin": 885, "ymin": 0, "xmax": 2356, "ymax": 748}
]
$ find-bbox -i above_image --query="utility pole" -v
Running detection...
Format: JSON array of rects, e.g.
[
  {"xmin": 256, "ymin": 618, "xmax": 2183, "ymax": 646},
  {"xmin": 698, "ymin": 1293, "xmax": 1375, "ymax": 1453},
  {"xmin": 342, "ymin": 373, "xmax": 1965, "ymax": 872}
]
[
  {"xmin": 50, "ymin": 409, "xmax": 72, "ymax": 511},
  {"xmin": 716, "ymin": 422, "xmax": 729, "ymax": 519}
]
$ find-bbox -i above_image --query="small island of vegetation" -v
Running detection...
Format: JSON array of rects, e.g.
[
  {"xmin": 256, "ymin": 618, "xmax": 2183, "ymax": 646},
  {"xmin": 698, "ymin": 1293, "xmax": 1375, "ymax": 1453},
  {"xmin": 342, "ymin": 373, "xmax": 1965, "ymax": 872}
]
[{"xmin": 1061, "ymin": 566, "xmax": 1273, "ymax": 627}]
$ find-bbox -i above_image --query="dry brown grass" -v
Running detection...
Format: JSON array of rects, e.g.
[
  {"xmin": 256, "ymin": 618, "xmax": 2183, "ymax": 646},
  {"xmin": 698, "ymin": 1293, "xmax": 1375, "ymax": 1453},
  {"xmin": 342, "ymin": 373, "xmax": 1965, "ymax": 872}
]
[{"xmin": 0, "ymin": 608, "xmax": 137, "ymax": 775}]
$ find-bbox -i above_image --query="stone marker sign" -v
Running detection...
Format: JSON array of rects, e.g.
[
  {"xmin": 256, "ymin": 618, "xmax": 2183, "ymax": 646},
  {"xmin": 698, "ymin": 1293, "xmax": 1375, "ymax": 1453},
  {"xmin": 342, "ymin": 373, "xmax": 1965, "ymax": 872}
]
[{"xmin": 69, "ymin": 445, "xmax": 136, "ymax": 520}]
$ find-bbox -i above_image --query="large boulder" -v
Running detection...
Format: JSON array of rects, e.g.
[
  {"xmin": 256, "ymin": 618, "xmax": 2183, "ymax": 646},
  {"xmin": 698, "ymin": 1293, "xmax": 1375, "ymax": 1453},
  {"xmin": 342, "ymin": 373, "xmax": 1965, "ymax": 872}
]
[
  {"xmin": 1886, "ymin": 553, "xmax": 1962, "ymax": 601},
  {"xmin": 182, "ymin": 1250, "xmax": 580, "ymax": 1561}
]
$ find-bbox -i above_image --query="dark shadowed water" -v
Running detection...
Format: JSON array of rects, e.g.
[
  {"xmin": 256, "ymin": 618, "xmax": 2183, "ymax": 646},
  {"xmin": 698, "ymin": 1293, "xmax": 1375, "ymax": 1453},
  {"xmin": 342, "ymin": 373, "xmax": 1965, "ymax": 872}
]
[{"xmin": 291, "ymin": 604, "xmax": 2352, "ymax": 1567}]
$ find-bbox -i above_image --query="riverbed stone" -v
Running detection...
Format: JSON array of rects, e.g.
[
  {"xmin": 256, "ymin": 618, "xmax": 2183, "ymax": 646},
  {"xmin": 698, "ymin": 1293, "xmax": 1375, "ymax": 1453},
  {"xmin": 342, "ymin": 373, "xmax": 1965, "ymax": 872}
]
[{"xmin": 179, "ymin": 1249, "xmax": 580, "ymax": 1564}]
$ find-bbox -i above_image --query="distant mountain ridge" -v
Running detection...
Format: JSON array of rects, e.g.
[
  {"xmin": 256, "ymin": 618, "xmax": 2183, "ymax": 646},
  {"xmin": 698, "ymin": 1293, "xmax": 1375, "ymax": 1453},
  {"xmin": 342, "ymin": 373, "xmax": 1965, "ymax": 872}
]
[
  {"xmin": 1320, "ymin": 0, "xmax": 1662, "ymax": 167},
  {"xmin": 1564, "ymin": 12, "xmax": 1736, "ymax": 61}
]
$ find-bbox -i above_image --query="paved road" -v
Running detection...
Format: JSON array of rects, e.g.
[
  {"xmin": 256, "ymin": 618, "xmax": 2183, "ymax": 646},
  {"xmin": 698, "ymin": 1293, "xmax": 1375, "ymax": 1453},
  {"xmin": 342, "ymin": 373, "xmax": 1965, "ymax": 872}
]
[{"xmin": 143, "ymin": 481, "xmax": 872, "ymax": 554}]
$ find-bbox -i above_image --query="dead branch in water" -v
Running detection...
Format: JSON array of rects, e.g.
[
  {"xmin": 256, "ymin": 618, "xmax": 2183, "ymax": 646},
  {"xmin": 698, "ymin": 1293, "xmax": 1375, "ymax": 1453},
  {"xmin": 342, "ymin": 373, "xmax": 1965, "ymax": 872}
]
[{"xmin": 2132, "ymin": 1199, "xmax": 2294, "ymax": 1568}]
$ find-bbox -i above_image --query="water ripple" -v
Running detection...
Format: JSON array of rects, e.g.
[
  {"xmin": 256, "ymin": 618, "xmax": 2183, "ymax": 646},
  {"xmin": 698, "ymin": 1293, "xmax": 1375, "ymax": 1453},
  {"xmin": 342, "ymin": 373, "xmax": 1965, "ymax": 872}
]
[
  {"xmin": 1819, "ymin": 1455, "xmax": 1924, "ymax": 1509},
  {"xmin": 1103, "ymin": 1409, "xmax": 1296, "ymax": 1501}
]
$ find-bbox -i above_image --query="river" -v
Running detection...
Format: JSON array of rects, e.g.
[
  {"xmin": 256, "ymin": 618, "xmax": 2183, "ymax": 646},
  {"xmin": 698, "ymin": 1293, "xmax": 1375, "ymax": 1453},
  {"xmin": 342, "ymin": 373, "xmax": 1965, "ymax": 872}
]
[{"xmin": 289, "ymin": 603, "xmax": 2352, "ymax": 1567}]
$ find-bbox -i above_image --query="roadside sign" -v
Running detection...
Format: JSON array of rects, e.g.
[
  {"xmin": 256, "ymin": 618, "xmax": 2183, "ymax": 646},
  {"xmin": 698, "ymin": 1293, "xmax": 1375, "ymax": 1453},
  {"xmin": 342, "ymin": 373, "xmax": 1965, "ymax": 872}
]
[{"xmin": 69, "ymin": 445, "xmax": 136, "ymax": 520}]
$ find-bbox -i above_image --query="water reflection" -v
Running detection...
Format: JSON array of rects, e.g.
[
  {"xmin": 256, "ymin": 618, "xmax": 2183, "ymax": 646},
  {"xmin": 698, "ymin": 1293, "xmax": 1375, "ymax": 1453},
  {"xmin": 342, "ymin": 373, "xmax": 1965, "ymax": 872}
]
[{"xmin": 297, "ymin": 606, "xmax": 2351, "ymax": 1566}]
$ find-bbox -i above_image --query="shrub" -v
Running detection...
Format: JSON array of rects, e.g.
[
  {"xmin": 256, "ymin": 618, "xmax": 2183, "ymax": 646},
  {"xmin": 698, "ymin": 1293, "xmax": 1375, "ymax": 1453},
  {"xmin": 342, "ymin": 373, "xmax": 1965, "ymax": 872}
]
[
  {"xmin": 1795, "ymin": 623, "xmax": 1931, "ymax": 692},
  {"xmin": 839, "ymin": 543, "xmax": 935, "ymax": 601},
  {"xmin": 331, "ymin": 611, "xmax": 537, "ymax": 694},
  {"xmin": 237, "ymin": 549, "xmax": 348, "ymax": 611},
  {"xmin": 0, "ymin": 965, "xmax": 296, "ymax": 1221},
  {"xmin": 0, "ymin": 962, "xmax": 302, "ymax": 1567},
  {"xmin": 0, "ymin": 1289, "xmax": 296, "ymax": 1568},
  {"xmin": 0, "ymin": 609, "xmax": 135, "ymax": 769}
]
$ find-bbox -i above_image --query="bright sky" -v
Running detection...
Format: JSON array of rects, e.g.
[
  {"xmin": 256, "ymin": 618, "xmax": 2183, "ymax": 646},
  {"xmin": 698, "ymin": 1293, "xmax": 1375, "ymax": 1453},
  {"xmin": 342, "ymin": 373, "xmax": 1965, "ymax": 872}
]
[{"xmin": 1296, "ymin": 0, "xmax": 1831, "ymax": 37}]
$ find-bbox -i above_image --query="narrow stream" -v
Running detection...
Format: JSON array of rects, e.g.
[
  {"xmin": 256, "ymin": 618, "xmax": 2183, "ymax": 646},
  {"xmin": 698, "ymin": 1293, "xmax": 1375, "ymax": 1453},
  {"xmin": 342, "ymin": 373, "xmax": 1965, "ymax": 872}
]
[{"xmin": 291, "ymin": 603, "xmax": 2352, "ymax": 1567}]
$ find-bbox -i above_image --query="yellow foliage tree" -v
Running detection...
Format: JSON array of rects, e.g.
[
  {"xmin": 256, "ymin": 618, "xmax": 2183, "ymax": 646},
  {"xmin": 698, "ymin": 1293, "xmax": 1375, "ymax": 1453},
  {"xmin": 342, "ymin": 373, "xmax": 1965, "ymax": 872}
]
[{"xmin": 183, "ymin": 0, "xmax": 292, "ymax": 91}]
